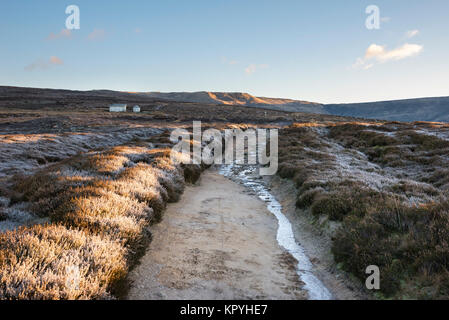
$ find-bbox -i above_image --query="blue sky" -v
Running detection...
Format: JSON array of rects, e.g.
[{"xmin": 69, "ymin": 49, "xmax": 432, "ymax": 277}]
[{"xmin": 0, "ymin": 0, "xmax": 448, "ymax": 103}]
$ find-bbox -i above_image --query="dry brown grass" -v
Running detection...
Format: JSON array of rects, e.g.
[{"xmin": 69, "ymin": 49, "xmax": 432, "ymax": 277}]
[
  {"xmin": 0, "ymin": 134, "xmax": 204, "ymax": 299},
  {"xmin": 0, "ymin": 224, "xmax": 126, "ymax": 299}
]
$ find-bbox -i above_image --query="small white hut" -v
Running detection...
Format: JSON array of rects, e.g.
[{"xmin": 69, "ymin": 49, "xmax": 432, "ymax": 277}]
[
  {"xmin": 133, "ymin": 105, "xmax": 141, "ymax": 113},
  {"xmin": 109, "ymin": 104, "xmax": 127, "ymax": 112}
]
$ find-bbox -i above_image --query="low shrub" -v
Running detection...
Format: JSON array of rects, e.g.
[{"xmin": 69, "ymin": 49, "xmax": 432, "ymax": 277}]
[
  {"xmin": 181, "ymin": 164, "xmax": 202, "ymax": 184},
  {"xmin": 278, "ymin": 163, "xmax": 298, "ymax": 179},
  {"xmin": 360, "ymin": 131, "xmax": 397, "ymax": 147},
  {"xmin": 404, "ymin": 131, "xmax": 449, "ymax": 150},
  {"xmin": 333, "ymin": 200, "xmax": 449, "ymax": 299},
  {"xmin": 296, "ymin": 188, "xmax": 321, "ymax": 209},
  {"xmin": 311, "ymin": 193, "xmax": 353, "ymax": 221},
  {"xmin": 71, "ymin": 153, "xmax": 129, "ymax": 175}
]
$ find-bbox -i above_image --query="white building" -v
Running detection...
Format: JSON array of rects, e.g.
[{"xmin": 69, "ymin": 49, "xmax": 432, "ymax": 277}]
[
  {"xmin": 109, "ymin": 104, "xmax": 127, "ymax": 112},
  {"xmin": 133, "ymin": 105, "xmax": 141, "ymax": 113}
]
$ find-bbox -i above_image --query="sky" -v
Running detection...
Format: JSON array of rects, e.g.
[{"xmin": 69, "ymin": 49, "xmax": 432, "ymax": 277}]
[{"xmin": 0, "ymin": 0, "xmax": 448, "ymax": 103}]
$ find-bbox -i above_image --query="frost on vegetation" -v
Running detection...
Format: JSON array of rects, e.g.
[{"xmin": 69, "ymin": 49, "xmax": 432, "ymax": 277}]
[
  {"xmin": 0, "ymin": 128, "xmax": 162, "ymax": 178},
  {"xmin": 279, "ymin": 122, "xmax": 449, "ymax": 299},
  {"xmin": 0, "ymin": 132, "xmax": 204, "ymax": 299},
  {"xmin": 0, "ymin": 202, "xmax": 49, "ymax": 233}
]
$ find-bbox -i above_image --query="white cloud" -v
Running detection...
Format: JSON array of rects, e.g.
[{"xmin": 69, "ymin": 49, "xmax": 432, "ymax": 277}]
[
  {"xmin": 25, "ymin": 56, "xmax": 64, "ymax": 71},
  {"xmin": 406, "ymin": 29, "xmax": 419, "ymax": 39},
  {"xmin": 365, "ymin": 44, "xmax": 385, "ymax": 59},
  {"xmin": 353, "ymin": 43, "xmax": 423, "ymax": 69},
  {"xmin": 88, "ymin": 29, "xmax": 106, "ymax": 41},
  {"xmin": 46, "ymin": 29, "xmax": 72, "ymax": 40},
  {"xmin": 369, "ymin": 43, "xmax": 423, "ymax": 62},
  {"xmin": 244, "ymin": 63, "xmax": 268, "ymax": 74}
]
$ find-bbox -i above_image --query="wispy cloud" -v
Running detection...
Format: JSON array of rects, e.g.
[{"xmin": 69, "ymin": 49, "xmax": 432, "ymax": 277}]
[
  {"xmin": 406, "ymin": 29, "xmax": 419, "ymax": 39},
  {"xmin": 367, "ymin": 43, "xmax": 423, "ymax": 62},
  {"xmin": 49, "ymin": 56, "xmax": 63, "ymax": 65},
  {"xmin": 25, "ymin": 56, "xmax": 64, "ymax": 71},
  {"xmin": 353, "ymin": 43, "xmax": 423, "ymax": 69},
  {"xmin": 221, "ymin": 57, "xmax": 239, "ymax": 65},
  {"xmin": 353, "ymin": 58, "xmax": 374, "ymax": 70},
  {"xmin": 46, "ymin": 29, "xmax": 72, "ymax": 41},
  {"xmin": 244, "ymin": 63, "xmax": 268, "ymax": 74},
  {"xmin": 88, "ymin": 29, "xmax": 106, "ymax": 41}
]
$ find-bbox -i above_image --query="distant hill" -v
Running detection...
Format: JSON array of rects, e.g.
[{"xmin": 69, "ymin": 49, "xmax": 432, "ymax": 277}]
[
  {"xmin": 324, "ymin": 96, "xmax": 449, "ymax": 122},
  {"xmin": 140, "ymin": 91, "xmax": 327, "ymax": 113},
  {"xmin": 1, "ymin": 86, "xmax": 449, "ymax": 122},
  {"xmin": 142, "ymin": 91, "xmax": 449, "ymax": 122},
  {"xmin": 0, "ymin": 86, "xmax": 161, "ymax": 110}
]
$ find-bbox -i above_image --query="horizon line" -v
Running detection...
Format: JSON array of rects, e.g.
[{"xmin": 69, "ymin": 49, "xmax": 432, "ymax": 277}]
[{"xmin": 1, "ymin": 84, "xmax": 448, "ymax": 106}]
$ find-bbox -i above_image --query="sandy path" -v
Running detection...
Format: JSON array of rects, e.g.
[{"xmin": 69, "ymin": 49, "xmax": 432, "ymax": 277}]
[{"xmin": 127, "ymin": 170, "xmax": 306, "ymax": 300}]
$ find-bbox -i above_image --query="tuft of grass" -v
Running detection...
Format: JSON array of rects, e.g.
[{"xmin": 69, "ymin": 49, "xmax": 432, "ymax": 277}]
[
  {"xmin": 311, "ymin": 193, "xmax": 353, "ymax": 221},
  {"xmin": 296, "ymin": 188, "xmax": 321, "ymax": 209}
]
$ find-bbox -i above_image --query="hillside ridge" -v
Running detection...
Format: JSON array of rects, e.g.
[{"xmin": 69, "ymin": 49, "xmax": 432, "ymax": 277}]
[{"xmin": 1, "ymin": 86, "xmax": 449, "ymax": 122}]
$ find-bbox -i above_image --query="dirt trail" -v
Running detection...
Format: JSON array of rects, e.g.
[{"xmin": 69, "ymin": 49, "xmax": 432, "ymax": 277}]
[{"xmin": 127, "ymin": 170, "xmax": 306, "ymax": 300}]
